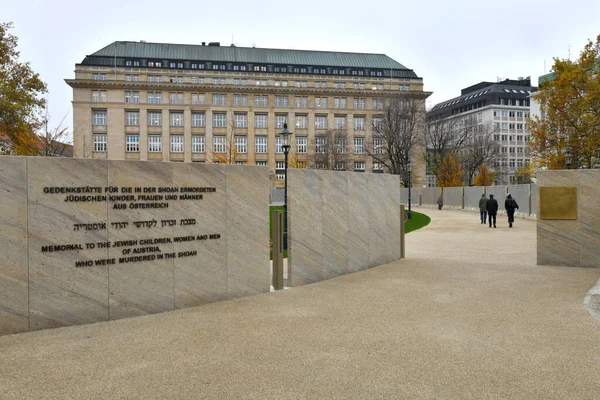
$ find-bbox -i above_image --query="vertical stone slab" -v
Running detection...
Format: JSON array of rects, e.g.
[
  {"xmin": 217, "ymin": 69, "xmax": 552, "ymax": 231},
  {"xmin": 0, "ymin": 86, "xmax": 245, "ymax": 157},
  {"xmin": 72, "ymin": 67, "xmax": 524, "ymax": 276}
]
[
  {"xmin": 443, "ymin": 187, "xmax": 463, "ymax": 208},
  {"xmin": 421, "ymin": 187, "xmax": 441, "ymax": 206},
  {"xmin": 530, "ymin": 183, "xmax": 537, "ymax": 217},
  {"xmin": 536, "ymin": 171, "xmax": 582, "ymax": 267},
  {"xmin": 368, "ymin": 175, "xmax": 388, "ymax": 267},
  {"xmin": 507, "ymin": 184, "xmax": 530, "ymax": 216},
  {"xmin": 464, "ymin": 186, "xmax": 486, "ymax": 211},
  {"xmin": 400, "ymin": 188, "xmax": 409, "ymax": 205},
  {"xmin": 321, "ymin": 171, "xmax": 349, "ymax": 279},
  {"xmin": 485, "ymin": 185, "xmax": 508, "ymax": 215},
  {"xmin": 383, "ymin": 174, "xmax": 401, "ymax": 262},
  {"xmin": 0, "ymin": 157, "xmax": 29, "ymax": 335},
  {"xmin": 107, "ymin": 161, "xmax": 175, "ymax": 320},
  {"xmin": 289, "ymin": 169, "xmax": 323, "ymax": 286},
  {"xmin": 348, "ymin": 173, "xmax": 370, "ymax": 273},
  {"xmin": 172, "ymin": 163, "xmax": 228, "ymax": 307},
  {"xmin": 226, "ymin": 165, "xmax": 270, "ymax": 298},
  {"xmin": 579, "ymin": 170, "xmax": 600, "ymax": 268},
  {"xmin": 28, "ymin": 158, "xmax": 109, "ymax": 331}
]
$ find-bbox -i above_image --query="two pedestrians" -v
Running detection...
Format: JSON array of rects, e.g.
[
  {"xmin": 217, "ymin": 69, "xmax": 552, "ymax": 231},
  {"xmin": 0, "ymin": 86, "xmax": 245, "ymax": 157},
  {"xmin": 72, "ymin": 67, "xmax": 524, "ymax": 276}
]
[{"xmin": 479, "ymin": 193, "xmax": 488, "ymax": 224}]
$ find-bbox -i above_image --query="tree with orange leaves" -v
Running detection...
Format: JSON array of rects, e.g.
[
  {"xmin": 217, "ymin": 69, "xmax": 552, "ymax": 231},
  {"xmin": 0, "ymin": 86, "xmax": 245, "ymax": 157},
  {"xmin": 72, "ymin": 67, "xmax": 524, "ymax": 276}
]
[{"xmin": 436, "ymin": 153, "xmax": 463, "ymax": 187}]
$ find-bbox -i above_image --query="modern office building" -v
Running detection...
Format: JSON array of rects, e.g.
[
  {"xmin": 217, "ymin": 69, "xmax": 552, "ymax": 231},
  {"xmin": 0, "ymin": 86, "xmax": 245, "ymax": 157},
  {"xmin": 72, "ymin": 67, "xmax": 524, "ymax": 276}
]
[
  {"xmin": 66, "ymin": 41, "xmax": 428, "ymax": 181},
  {"xmin": 426, "ymin": 78, "xmax": 537, "ymax": 186}
]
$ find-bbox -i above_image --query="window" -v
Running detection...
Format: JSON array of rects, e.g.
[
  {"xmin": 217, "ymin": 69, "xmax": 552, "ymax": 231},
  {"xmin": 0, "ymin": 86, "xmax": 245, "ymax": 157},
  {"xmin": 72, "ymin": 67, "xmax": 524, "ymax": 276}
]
[
  {"xmin": 334, "ymin": 162, "xmax": 346, "ymax": 171},
  {"xmin": 517, "ymin": 111, "xmax": 524, "ymax": 118},
  {"xmin": 316, "ymin": 136, "xmax": 326, "ymax": 154},
  {"xmin": 234, "ymin": 94, "xmax": 248, "ymax": 106},
  {"xmin": 192, "ymin": 135, "xmax": 205, "ymax": 153},
  {"xmin": 213, "ymin": 113, "xmax": 226, "ymax": 128},
  {"xmin": 191, "ymin": 77, "xmax": 204, "ymax": 84},
  {"xmin": 517, "ymin": 147, "xmax": 524, "ymax": 154},
  {"xmin": 295, "ymin": 115, "xmax": 307, "ymax": 129},
  {"xmin": 191, "ymin": 93, "xmax": 206, "ymax": 105},
  {"xmin": 354, "ymin": 137, "xmax": 365, "ymax": 154},
  {"xmin": 275, "ymin": 137, "xmax": 284, "ymax": 154},
  {"xmin": 133, "ymin": 91, "xmax": 139, "ymax": 103},
  {"xmin": 315, "ymin": 97, "xmax": 328, "ymax": 108},
  {"xmin": 275, "ymin": 96, "xmax": 288, "ymax": 107},
  {"xmin": 354, "ymin": 162, "xmax": 365, "ymax": 171},
  {"xmin": 373, "ymin": 138, "xmax": 384, "ymax": 154},
  {"xmin": 126, "ymin": 135, "xmax": 139, "ymax": 152},
  {"xmin": 91, "ymin": 90, "xmax": 107, "ymax": 102},
  {"xmin": 255, "ymin": 114, "xmax": 267, "ymax": 128},
  {"xmin": 255, "ymin": 136, "xmax": 267, "ymax": 153},
  {"xmin": 256, "ymin": 161, "xmax": 267, "ymax": 166},
  {"xmin": 509, "ymin": 147, "xmax": 515, "ymax": 154},
  {"xmin": 509, "ymin": 111, "xmax": 515, "ymax": 118},
  {"xmin": 295, "ymin": 96, "xmax": 308, "ymax": 108},
  {"xmin": 373, "ymin": 162, "xmax": 383, "ymax": 172},
  {"xmin": 235, "ymin": 136, "xmax": 247, "ymax": 153},
  {"xmin": 213, "ymin": 136, "xmax": 226, "ymax": 153},
  {"xmin": 125, "ymin": 92, "xmax": 133, "ymax": 103},
  {"xmin": 255, "ymin": 95, "xmax": 268, "ymax": 107},
  {"xmin": 296, "ymin": 137, "xmax": 307, "ymax": 153},
  {"xmin": 354, "ymin": 98, "xmax": 366, "ymax": 109},
  {"xmin": 335, "ymin": 137, "xmax": 346, "ymax": 154},
  {"xmin": 212, "ymin": 94, "xmax": 227, "ymax": 105},
  {"xmin": 170, "ymin": 112, "xmax": 184, "ymax": 127},
  {"xmin": 354, "ymin": 116, "xmax": 365, "ymax": 130},
  {"xmin": 93, "ymin": 134, "xmax": 107, "ymax": 152},
  {"xmin": 372, "ymin": 117, "xmax": 383, "ymax": 129},
  {"xmin": 315, "ymin": 115, "xmax": 328, "ymax": 130},
  {"xmin": 334, "ymin": 116, "xmax": 346, "ymax": 129},
  {"xmin": 275, "ymin": 115, "xmax": 288, "ymax": 129},
  {"xmin": 171, "ymin": 135, "xmax": 184, "ymax": 153},
  {"xmin": 334, "ymin": 97, "xmax": 347, "ymax": 108},
  {"xmin": 234, "ymin": 113, "xmax": 247, "ymax": 128},
  {"xmin": 276, "ymin": 161, "xmax": 286, "ymax": 180},
  {"xmin": 192, "ymin": 112, "xmax": 206, "ymax": 127},
  {"xmin": 125, "ymin": 111, "xmax": 140, "ymax": 126},
  {"xmin": 502, "ymin": 110, "xmax": 508, "ymax": 117},
  {"xmin": 169, "ymin": 92, "xmax": 183, "ymax": 104},
  {"xmin": 148, "ymin": 135, "xmax": 162, "ymax": 152},
  {"xmin": 148, "ymin": 111, "xmax": 162, "ymax": 126},
  {"xmin": 372, "ymin": 99, "xmax": 383, "ymax": 109},
  {"xmin": 148, "ymin": 92, "xmax": 162, "ymax": 104},
  {"xmin": 92, "ymin": 110, "xmax": 107, "ymax": 125}
]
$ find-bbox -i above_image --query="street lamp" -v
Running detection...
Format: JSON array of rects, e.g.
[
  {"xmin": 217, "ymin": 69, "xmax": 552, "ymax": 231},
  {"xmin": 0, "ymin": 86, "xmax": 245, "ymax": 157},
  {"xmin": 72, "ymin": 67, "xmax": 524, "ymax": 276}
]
[
  {"xmin": 565, "ymin": 150, "xmax": 572, "ymax": 169},
  {"xmin": 279, "ymin": 123, "xmax": 292, "ymax": 250},
  {"xmin": 407, "ymin": 162, "xmax": 412, "ymax": 220}
]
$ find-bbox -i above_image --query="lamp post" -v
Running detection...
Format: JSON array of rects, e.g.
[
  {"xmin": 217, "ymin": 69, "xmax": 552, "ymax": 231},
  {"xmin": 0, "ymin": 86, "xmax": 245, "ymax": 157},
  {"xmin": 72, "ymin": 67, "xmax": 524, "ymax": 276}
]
[
  {"xmin": 279, "ymin": 123, "xmax": 292, "ymax": 250},
  {"xmin": 565, "ymin": 150, "xmax": 572, "ymax": 169},
  {"xmin": 407, "ymin": 162, "xmax": 412, "ymax": 219}
]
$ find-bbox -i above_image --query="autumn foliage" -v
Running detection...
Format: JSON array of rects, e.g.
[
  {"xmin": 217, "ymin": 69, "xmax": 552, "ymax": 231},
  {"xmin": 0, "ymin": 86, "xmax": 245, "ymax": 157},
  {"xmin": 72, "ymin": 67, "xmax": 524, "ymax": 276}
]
[
  {"xmin": 436, "ymin": 153, "xmax": 463, "ymax": 187},
  {"xmin": 474, "ymin": 164, "xmax": 493, "ymax": 186}
]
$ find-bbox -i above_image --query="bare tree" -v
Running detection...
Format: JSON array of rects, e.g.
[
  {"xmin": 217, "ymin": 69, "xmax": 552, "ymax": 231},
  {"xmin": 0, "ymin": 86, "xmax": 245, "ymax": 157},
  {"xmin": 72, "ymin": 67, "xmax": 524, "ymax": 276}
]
[
  {"xmin": 458, "ymin": 122, "xmax": 500, "ymax": 185},
  {"xmin": 310, "ymin": 129, "xmax": 349, "ymax": 170},
  {"xmin": 367, "ymin": 96, "xmax": 426, "ymax": 185},
  {"xmin": 425, "ymin": 114, "xmax": 471, "ymax": 177},
  {"xmin": 38, "ymin": 105, "xmax": 72, "ymax": 157}
]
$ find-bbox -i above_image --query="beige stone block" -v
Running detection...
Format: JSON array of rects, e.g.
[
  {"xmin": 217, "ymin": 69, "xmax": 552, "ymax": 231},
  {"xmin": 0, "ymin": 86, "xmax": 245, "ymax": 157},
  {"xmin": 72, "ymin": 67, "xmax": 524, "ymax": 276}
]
[
  {"xmin": 368, "ymin": 175, "xmax": 390, "ymax": 267},
  {"xmin": 0, "ymin": 157, "xmax": 29, "ymax": 335},
  {"xmin": 172, "ymin": 163, "xmax": 228, "ymax": 307},
  {"xmin": 579, "ymin": 170, "xmax": 600, "ymax": 268},
  {"xmin": 27, "ymin": 158, "xmax": 110, "ymax": 331},
  {"xmin": 289, "ymin": 169, "xmax": 323, "ymax": 286},
  {"xmin": 321, "ymin": 171, "xmax": 349, "ymax": 279},
  {"xmin": 107, "ymin": 161, "xmax": 175, "ymax": 319},
  {"xmin": 226, "ymin": 165, "xmax": 270, "ymax": 298},
  {"xmin": 347, "ymin": 172, "xmax": 370, "ymax": 273},
  {"xmin": 382, "ymin": 174, "xmax": 401, "ymax": 262}
]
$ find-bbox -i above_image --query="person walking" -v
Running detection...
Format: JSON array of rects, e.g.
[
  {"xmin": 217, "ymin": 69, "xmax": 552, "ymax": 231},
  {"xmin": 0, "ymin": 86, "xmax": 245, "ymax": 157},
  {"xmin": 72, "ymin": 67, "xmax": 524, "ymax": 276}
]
[
  {"xmin": 486, "ymin": 194, "xmax": 498, "ymax": 228},
  {"xmin": 505, "ymin": 193, "xmax": 519, "ymax": 228},
  {"xmin": 479, "ymin": 193, "xmax": 488, "ymax": 224},
  {"xmin": 437, "ymin": 194, "xmax": 444, "ymax": 210}
]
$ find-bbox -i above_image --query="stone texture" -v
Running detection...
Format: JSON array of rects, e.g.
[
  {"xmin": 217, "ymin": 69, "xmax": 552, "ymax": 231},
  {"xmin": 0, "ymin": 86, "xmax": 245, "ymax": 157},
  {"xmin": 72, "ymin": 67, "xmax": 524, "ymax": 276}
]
[
  {"xmin": 382, "ymin": 174, "xmax": 401, "ymax": 262},
  {"xmin": 464, "ymin": 186, "xmax": 486, "ymax": 211},
  {"xmin": 368, "ymin": 174, "xmax": 389, "ymax": 267},
  {"xmin": 172, "ymin": 163, "xmax": 227, "ymax": 307},
  {"xmin": 27, "ymin": 158, "xmax": 110, "ymax": 331},
  {"xmin": 288, "ymin": 169, "xmax": 323, "ymax": 286},
  {"xmin": 107, "ymin": 161, "xmax": 175, "ymax": 320},
  {"xmin": 226, "ymin": 165, "xmax": 270, "ymax": 299},
  {"xmin": 579, "ymin": 170, "xmax": 600, "ymax": 268},
  {"xmin": 530, "ymin": 183, "xmax": 538, "ymax": 217},
  {"xmin": 0, "ymin": 157, "xmax": 28, "ymax": 335},
  {"xmin": 443, "ymin": 187, "xmax": 463, "ymax": 208},
  {"xmin": 321, "ymin": 171, "xmax": 349, "ymax": 279},
  {"xmin": 421, "ymin": 187, "xmax": 441, "ymax": 207},
  {"xmin": 347, "ymin": 173, "xmax": 370, "ymax": 273}
]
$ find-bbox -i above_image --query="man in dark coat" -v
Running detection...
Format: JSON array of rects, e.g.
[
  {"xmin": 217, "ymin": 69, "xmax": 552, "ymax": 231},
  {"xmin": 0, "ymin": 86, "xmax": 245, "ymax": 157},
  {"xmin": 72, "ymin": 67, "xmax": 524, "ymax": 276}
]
[
  {"xmin": 505, "ymin": 193, "xmax": 519, "ymax": 228},
  {"xmin": 486, "ymin": 194, "xmax": 498, "ymax": 228},
  {"xmin": 479, "ymin": 193, "xmax": 488, "ymax": 224}
]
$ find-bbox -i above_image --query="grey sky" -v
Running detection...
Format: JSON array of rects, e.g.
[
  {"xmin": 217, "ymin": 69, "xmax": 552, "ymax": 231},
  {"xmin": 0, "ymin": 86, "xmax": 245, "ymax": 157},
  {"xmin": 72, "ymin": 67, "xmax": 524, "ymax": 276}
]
[{"xmin": 3, "ymin": 0, "xmax": 600, "ymax": 133}]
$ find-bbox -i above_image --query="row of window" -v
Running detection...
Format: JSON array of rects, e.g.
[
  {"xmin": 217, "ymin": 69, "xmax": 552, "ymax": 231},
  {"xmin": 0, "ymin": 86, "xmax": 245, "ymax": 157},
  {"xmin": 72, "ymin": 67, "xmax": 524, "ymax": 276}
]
[
  {"xmin": 493, "ymin": 110, "xmax": 530, "ymax": 118},
  {"xmin": 93, "ymin": 134, "xmax": 379, "ymax": 155},
  {"xmin": 494, "ymin": 122, "xmax": 528, "ymax": 131},
  {"xmin": 493, "ymin": 134, "xmax": 530, "ymax": 142},
  {"xmin": 92, "ymin": 90, "xmax": 387, "ymax": 109},
  {"xmin": 93, "ymin": 110, "xmax": 382, "ymax": 130}
]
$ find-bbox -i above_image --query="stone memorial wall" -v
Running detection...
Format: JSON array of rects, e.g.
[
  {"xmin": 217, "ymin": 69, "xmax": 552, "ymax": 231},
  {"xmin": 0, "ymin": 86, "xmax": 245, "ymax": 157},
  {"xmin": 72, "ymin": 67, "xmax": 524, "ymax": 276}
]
[
  {"xmin": 464, "ymin": 186, "xmax": 486, "ymax": 211},
  {"xmin": 443, "ymin": 187, "xmax": 463, "ymax": 209},
  {"xmin": 288, "ymin": 170, "xmax": 401, "ymax": 286},
  {"xmin": 0, "ymin": 157, "xmax": 269, "ymax": 336}
]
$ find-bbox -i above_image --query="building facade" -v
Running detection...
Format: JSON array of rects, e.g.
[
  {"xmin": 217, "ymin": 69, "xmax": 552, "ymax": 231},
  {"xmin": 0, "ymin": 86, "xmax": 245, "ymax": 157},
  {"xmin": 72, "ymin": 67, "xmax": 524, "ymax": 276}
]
[
  {"xmin": 67, "ymin": 41, "xmax": 427, "ymax": 181},
  {"xmin": 427, "ymin": 78, "xmax": 537, "ymax": 186}
]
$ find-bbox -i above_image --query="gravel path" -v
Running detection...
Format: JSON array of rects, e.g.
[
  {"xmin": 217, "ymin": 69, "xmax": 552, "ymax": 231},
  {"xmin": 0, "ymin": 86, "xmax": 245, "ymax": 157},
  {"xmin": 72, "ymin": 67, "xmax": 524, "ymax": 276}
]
[{"xmin": 1, "ymin": 208, "xmax": 599, "ymax": 399}]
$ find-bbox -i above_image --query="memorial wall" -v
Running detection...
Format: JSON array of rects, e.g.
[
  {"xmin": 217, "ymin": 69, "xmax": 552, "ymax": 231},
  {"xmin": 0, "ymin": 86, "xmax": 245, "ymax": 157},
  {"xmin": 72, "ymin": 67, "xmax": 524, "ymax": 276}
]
[{"xmin": 0, "ymin": 157, "xmax": 270, "ymax": 336}]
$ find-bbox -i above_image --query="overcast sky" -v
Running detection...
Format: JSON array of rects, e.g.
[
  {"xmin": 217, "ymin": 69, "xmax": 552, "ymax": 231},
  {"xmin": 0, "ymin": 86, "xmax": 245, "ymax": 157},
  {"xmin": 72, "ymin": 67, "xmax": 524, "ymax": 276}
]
[{"xmin": 3, "ymin": 0, "xmax": 600, "ymax": 132}]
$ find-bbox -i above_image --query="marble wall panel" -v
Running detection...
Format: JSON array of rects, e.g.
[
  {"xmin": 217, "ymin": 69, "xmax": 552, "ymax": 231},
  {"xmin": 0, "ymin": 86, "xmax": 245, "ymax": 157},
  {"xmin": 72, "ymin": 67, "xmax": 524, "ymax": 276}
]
[
  {"xmin": 226, "ymin": 166, "xmax": 270, "ymax": 298},
  {"xmin": 507, "ymin": 184, "xmax": 530, "ymax": 216},
  {"xmin": 172, "ymin": 163, "xmax": 227, "ymax": 308},
  {"xmin": 0, "ymin": 158, "xmax": 29, "ymax": 335},
  {"xmin": 27, "ymin": 158, "xmax": 109, "ymax": 331},
  {"xmin": 368, "ymin": 175, "xmax": 389, "ymax": 267},
  {"xmin": 464, "ymin": 186, "xmax": 486, "ymax": 211},
  {"xmin": 537, "ymin": 171, "xmax": 582, "ymax": 267},
  {"xmin": 289, "ymin": 169, "xmax": 323, "ymax": 286},
  {"xmin": 382, "ymin": 174, "xmax": 401, "ymax": 263},
  {"xmin": 530, "ymin": 184, "xmax": 538, "ymax": 217},
  {"xmin": 421, "ymin": 187, "xmax": 441, "ymax": 206},
  {"xmin": 347, "ymin": 173, "xmax": 370, "ymax": 273},
  {"xmin": 578, "ymin": 170, "xmax": 600, "ymax": 268},
  {"xmin": 443, "ymin": 187, "xmax": 463, "ymax": 208},
  {"xmin": 321, "ymin": 171, "xmax": 349, "ymax": 279},
  {"xmin": 485, "ymin": 186, "xmax": 508, "ymax": 214},
  {"xmin": 107, "ymin": 161, "xmax": 175, "ymax": 320},
  {"xmin": 400, "ymin": 187, "xmax": 419, "ymax": 207}
]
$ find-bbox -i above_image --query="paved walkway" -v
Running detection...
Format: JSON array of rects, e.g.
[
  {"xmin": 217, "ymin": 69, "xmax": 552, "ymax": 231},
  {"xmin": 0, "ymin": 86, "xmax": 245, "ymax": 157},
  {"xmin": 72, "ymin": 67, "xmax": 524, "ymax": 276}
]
[{"xmin": 1, "ymin": 209, "xmax": 599, "ymax": 399}]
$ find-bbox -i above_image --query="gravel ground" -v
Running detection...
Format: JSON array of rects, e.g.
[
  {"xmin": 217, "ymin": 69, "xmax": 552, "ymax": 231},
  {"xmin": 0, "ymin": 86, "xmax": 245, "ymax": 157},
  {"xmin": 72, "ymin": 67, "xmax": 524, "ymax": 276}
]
[{"xmin": 1, "ymin": 208, "xmax": 599, "ymax": 400}]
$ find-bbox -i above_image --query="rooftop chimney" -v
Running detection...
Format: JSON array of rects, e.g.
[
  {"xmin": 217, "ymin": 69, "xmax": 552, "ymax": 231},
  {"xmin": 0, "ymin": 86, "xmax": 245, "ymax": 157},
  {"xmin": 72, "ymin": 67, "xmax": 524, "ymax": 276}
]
[{"xmin": 202, "ymin": 42, "xmax": 206, "ymax": 46}]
